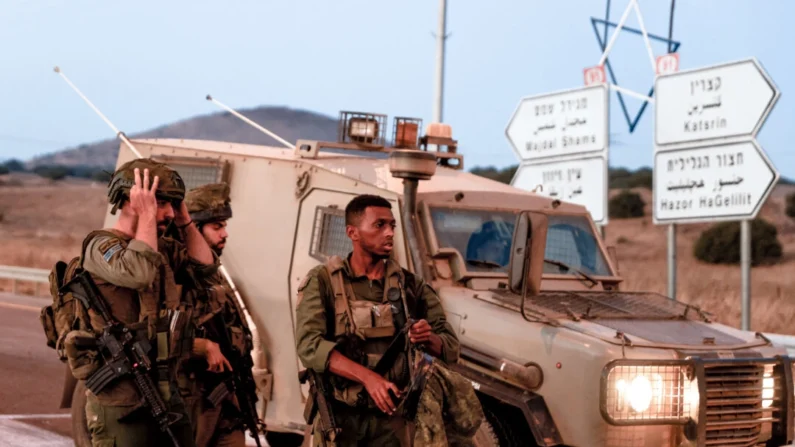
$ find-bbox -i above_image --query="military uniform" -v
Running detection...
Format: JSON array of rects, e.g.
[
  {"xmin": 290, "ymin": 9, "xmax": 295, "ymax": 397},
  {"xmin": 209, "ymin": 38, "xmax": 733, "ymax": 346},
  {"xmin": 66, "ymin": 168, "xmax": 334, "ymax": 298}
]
[
  {"xmin": 294, "ymin": 254, "xmax": 460, "ymax": 447},
  {"xmin": 65, "ymin": 159, "xmax": 219, "ymax": 447},
  {"xmin": 179, "ymin": 183, "xmax": 254, "ymax": 447}
]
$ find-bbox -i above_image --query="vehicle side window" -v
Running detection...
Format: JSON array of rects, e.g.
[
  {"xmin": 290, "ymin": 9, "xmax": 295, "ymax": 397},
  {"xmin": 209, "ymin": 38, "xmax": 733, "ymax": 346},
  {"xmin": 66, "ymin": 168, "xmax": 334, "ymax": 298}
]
[{"xmin": 310, "ymin": 206, "xmax": 352, "ymax": 261}]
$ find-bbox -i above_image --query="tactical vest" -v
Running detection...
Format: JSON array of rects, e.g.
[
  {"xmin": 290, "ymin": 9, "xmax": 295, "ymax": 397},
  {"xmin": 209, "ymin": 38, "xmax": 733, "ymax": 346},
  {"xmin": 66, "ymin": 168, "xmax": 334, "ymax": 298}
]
[
  {"xmin": 179, "ymin": 272, "xmax": 252, "ymax": 402},
  {"xmin": 82, "ymin": 230, "xmax": 190, "ymax": 406},
  {"xmin": 323, "ymin": 255, "xmax": 414, "ymax": 408}
]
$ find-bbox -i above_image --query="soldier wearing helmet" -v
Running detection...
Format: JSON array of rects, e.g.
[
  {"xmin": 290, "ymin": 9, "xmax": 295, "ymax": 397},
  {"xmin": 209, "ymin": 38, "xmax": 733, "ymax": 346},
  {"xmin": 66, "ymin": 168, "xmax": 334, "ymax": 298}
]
[
  {"xmin": 71, "ymin": 158, "xmax": 231, "ymax": 447},
  {"xmin": 178, "ymin": 183, "xmax": 266, "ymax": 447}
]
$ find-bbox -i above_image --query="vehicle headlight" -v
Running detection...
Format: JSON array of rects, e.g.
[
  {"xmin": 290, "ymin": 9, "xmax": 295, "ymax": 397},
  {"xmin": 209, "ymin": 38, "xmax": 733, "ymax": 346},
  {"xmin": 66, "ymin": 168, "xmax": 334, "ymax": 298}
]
[{"xmin": 601, "ymin": 360, "xmax": 699, "ymax": 425}]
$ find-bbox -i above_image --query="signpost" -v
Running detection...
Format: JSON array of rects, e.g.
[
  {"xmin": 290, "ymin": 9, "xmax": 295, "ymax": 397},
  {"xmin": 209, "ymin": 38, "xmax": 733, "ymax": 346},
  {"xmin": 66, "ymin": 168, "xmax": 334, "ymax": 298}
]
[
  {"xmin": 512, "ymin": 156, "xmax": 608, "ymax": 223},
  {"xmin": 654, "ymin": 58, "xmax": 781, "ymax": 330},
  {"xmin": 653, "ymin": 141, "xmax": 779, "ymax": 224},
  {"xmin": 506, "ymin": 84, "xmax": 609, "ymax": 224},
  {"xmin": 655, "ymin": 59, "xmax": 779, "ymax": 146}
]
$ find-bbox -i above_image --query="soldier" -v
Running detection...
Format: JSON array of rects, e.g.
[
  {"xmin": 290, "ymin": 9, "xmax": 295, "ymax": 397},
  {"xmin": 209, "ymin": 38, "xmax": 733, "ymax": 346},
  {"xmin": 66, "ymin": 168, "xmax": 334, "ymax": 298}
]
[
  {"xmin": 294, "ymin": 194, "xmax": 461, "ymax": 446},
  {"xmin": 66, "ymin": 159, "xmax": 231, "ymax": 447},
  {"xmin": 180, "ymin": 182, "xmax": 261, "ymax": 447}
]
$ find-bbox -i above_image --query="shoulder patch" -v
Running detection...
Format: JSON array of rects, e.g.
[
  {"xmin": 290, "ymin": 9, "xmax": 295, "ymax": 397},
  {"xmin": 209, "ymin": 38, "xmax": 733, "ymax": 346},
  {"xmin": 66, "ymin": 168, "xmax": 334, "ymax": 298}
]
[{"xmin": 102, "ymin": 243, "xmax": 123, "ymax": 262}]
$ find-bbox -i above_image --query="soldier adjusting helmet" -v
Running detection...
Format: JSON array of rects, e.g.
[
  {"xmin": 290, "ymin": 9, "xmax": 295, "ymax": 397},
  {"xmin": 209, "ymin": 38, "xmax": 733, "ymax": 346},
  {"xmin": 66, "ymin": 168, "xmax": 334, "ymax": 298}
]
[
  {"xmin": 184, "ymin": 182, "xmax": 233, "ymax": 227},
  {"xmin": 107, "ymin": 158, "xmax": 186, "ymax": 214}
]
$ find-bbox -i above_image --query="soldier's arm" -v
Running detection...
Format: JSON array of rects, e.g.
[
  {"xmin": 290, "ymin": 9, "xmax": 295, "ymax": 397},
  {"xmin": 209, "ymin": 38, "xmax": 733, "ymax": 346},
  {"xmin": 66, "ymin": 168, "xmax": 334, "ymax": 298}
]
[
  {"xmin": 176, "ymin": 201, "xmax": 214, "ymax": 266},
  {"xmin": 415, "ymin": 281, "xmax": 460, "ymax": 364},
  {"xmin": 294, "ymin": 267, "xmax": 340, "ymax": 373},
  {"xmin": 165, "ymin": 237, "xmax": 220, "ymax": 286},
  {"xmin": 82, "ymin": 234, "xmax": 163, "ymax": 291}
]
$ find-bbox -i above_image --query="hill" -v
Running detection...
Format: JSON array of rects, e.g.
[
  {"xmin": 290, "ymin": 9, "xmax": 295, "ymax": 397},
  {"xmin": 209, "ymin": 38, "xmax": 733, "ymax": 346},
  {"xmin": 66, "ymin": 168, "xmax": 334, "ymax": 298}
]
[{"xmin": 28, "ymin": 106, "xmax": 340, "ymax": 169}]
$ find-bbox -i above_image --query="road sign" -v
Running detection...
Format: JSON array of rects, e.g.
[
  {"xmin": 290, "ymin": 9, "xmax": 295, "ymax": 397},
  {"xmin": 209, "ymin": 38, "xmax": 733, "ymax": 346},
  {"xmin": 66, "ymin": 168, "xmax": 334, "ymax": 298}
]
[
  {"xmin": 655, "ymin": 59, "xmax": 780, "ymax": 146},
  {"xmin": 583, "ymin": 65, "xmax": 606, "ymax": 86},
  {"xmin": 512, "ymin": 156, "xmax": 608, "ymax": 224},
  {"xmin": 505, "ymin": 84, "xmax": 608, "ymax": 162},
  {"xmin": 656, "ymin": 53, "xmax": 679, "ymax": 76},
  {"xmin": 653, "ymin": 140, "xmax": 779, "ymax": 224}
]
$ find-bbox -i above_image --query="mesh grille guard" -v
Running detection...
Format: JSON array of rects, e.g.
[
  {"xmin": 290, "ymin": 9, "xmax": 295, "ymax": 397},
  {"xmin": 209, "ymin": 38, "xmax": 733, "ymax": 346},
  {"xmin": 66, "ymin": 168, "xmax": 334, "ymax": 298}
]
[{"xmin": 493, "ymin": 289, "xmax": 713, "ymax": 322}]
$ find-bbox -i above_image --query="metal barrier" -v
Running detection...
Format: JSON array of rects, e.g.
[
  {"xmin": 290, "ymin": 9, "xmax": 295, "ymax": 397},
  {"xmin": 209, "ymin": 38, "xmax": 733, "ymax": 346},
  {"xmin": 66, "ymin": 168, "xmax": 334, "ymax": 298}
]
[{"xmin": 0, "ymin": 265, "xmax": 49, "ymax": 295}]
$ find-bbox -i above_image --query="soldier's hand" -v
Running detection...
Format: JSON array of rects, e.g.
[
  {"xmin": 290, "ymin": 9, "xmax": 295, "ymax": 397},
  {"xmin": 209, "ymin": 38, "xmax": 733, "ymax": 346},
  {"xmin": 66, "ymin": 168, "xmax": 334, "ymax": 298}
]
[
  {"xmin": 409, "ymin": 319, "xmax": 432, "ymax": 344},
  {"xmin": 204, "ymin": 340, "xmax": 233, "ymax": 373},
  {"xmin": 362, "ymin": 371, "xmax": 401, "ymax": 415},
  {"xmin": 174, "ymin": 200, "xmax": 191, "ymax": 226},
  {"xmin": 129, "ymin": 168, "xmax": 159, "ymax": 219}
]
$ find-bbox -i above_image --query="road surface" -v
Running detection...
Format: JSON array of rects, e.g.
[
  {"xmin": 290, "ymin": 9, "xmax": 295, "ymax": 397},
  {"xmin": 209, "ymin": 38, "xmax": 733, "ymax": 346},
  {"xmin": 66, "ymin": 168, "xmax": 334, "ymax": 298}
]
[{"xmin": 0, "ymin": 292, "xmax": 268, "ymax": 446}]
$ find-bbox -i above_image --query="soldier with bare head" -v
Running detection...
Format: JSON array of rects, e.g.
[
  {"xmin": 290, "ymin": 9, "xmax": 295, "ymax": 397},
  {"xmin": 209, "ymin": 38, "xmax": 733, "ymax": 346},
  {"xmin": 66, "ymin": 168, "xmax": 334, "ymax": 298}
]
[
  {"xmin": 294, "ymin": 194, "xmax": 463, "ymax": 446},
  {"xmin": 63, "ymin": 159, "xmax": 231, "ymax": 447}
]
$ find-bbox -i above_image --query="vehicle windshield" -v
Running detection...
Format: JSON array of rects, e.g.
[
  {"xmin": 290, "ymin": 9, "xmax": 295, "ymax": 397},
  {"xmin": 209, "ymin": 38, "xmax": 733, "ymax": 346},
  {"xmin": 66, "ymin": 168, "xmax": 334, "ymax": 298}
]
[{"xmin": 429, "ymin": 207, "xmax": 612, "ymax": 276}]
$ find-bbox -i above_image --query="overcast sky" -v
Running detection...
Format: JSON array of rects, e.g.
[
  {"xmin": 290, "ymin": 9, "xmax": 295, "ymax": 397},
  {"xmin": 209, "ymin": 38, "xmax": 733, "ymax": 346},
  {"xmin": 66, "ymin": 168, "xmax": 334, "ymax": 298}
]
[{"xmin": 2, "ymin": 0, "xmax": 793, "ymax": 176}]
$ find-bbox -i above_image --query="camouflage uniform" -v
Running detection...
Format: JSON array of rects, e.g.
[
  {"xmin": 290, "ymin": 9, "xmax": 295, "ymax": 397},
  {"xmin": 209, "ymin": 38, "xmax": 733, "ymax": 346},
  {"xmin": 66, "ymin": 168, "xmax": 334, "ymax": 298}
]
[
  {"xmin": 294, "ymin": 255, "xmax": 460, "ymax": 447},
  {"xmin": 67, "ymin": 158, "xmax": 219, "ymax": 447},
  {"xmin": 179, "ymin": 183, "xmax": 252, "ymax": 447}
]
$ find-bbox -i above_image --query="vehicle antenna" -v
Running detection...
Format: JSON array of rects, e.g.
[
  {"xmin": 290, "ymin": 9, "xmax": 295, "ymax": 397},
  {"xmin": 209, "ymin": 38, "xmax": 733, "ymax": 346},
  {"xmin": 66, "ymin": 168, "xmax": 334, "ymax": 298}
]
[
  {"xmin": 53, "ymin": 66, "xmax": 256, "ymax": 361},
  {"xmin": 53, "ymin": 66, "xmax": 143, "ymax": 159},
  {"xmin": 205, "ymin": 94, "xmax": 293, "ymax": 149}
]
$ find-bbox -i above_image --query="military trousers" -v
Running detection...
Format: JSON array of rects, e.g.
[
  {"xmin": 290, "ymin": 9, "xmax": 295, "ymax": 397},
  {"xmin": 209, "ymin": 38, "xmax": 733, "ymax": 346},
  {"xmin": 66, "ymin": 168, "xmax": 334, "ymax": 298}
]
[
  {"xmin": 312, "ymin": 403, "xmax": 410, "ymax": 447},
  {"xmin": 86, "ymin": 391, "xmax": 195, "ymax": 447},
  {"xmin": 185, "ymin": 393, "xmax": 246, "ymax": 447}
]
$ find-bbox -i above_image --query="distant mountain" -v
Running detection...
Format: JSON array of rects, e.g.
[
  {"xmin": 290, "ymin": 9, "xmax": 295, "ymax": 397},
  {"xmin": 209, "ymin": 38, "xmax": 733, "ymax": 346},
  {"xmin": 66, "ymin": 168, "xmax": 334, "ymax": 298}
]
[{"xmin": 28, "ymin": 106, "xmax": 340, "ymax": 169}]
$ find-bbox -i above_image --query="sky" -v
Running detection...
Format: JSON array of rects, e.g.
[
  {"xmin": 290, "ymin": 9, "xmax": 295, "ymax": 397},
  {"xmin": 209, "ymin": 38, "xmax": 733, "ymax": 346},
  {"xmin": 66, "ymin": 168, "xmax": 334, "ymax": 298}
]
[{"xmin": 2, "ymin": 0, "xmax": 794, "ymax": 177}]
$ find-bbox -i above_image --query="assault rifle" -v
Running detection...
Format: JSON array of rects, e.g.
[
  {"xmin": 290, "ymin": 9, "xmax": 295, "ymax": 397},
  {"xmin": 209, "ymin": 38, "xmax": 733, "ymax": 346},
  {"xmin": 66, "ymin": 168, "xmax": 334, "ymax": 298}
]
[
  {"xmin": 62, "ymin": 269, "xmax": 183, "ymax": 447},
  {"xmin": 198, "ymin": 311, "xmax": 264, "ymax": 447},
  {"xmin": 372, "ymin": 287, "xmax": 428, "ymax": 376},
  {"xmin": 299, "ymin": 367, "xmax": 341, "ymax": 446}
]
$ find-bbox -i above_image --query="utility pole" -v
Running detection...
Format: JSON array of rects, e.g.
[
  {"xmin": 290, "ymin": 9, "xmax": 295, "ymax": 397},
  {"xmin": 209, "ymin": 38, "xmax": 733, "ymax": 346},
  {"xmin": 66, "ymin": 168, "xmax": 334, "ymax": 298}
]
[{"xmin": 433, "ymin": 0, "xmax": 448, "ymax": 123}]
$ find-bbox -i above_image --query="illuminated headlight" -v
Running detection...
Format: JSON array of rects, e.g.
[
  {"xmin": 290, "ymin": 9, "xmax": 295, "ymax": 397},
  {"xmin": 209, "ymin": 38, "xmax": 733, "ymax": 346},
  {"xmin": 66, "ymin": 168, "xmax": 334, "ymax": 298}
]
[
  {"xmin": 347, "ymin": 118, "xmax": 379, "ymax": 142},
  {"xmin": 762, "ymin": 365, "xmax": 775, "ymax": 408},
  {"xmin": 601, "ymin": 361, "xmax": 699, "ymax": 425}
]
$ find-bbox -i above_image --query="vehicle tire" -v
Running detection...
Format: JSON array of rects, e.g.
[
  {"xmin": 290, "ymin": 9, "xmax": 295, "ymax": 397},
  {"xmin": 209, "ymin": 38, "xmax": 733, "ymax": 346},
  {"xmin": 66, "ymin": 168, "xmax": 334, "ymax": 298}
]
[
  {"xmin": 71, "ymin": 380, "xmax": 92, "ymax": 447},
  {"xmin": 472, "ymin": 418, "xmax": 500, "ymax": 447},
  {"xmin": 265, "ymin": 431, "xmax": 305, "ymax": 447},
  {"xmin": 479, "ymin": 395, "xmax": 536, "ymax": 447}
]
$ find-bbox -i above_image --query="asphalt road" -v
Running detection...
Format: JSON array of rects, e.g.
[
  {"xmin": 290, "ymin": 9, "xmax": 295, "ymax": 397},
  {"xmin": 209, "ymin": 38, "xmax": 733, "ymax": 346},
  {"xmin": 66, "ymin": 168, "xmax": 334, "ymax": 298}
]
[
  {"xmin": 0, "ymin": 292, "xmax": 73, "ymax": 446},
  {"xmin": 0, "ymin": 292, "xmax": 270, "ymax": 447}
]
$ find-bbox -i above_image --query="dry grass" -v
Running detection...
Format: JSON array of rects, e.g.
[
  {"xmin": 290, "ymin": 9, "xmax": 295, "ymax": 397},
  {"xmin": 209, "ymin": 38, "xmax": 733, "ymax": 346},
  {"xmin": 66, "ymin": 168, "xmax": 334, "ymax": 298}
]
[
  {"xmin": 3, "ymin": 175, "xmax": 795, "ymax": 334},
  {"xmin": 0, "ymin": 175, "xmax": 107, "ymax": 283},
  {"xmin": 606, "ymin": 187, "xmax": 795, "ymax": 334}
]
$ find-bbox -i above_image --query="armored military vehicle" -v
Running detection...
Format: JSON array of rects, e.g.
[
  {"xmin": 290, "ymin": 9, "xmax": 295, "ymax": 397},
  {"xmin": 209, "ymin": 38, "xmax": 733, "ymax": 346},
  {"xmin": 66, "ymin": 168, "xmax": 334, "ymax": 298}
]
[{"xmin": 63, "ymin": 111, "xmax": 795, "ymax": 447}]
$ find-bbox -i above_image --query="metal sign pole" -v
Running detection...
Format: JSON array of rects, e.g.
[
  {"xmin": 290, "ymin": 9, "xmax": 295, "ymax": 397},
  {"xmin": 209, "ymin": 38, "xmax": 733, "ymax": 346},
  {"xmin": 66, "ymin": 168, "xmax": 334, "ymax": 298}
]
[
  {"xmin": 741, "ymin": 219, "xmax": 751, "ymax": 330},
  {"xmin": 667, "ymin": 223, "xmax": 676, "ymax": 299}
]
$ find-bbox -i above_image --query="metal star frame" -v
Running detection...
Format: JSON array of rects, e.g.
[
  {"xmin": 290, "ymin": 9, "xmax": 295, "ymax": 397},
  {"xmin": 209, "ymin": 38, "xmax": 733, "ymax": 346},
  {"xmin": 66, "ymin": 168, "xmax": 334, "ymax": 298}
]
[{"xmin": 591, "ymin": 0, "xmax": 680, "ymax": 133}]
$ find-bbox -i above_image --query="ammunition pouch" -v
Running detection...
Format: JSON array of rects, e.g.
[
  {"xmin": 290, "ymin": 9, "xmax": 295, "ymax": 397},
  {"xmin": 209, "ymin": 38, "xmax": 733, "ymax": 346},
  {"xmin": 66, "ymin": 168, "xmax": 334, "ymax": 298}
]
[
  {"xmin": 40, "ymin": 306, "xmax": 58, "ymax": 350},
  {"xmin": 64, "ymin": 330, "xmax": 102, "ymax": 380}
]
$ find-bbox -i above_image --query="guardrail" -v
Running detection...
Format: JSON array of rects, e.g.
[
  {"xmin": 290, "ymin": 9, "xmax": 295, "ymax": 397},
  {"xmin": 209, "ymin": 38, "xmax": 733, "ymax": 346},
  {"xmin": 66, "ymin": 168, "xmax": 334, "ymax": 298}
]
[{"xmin": 0, "ymin": 265, "xmax": 49, "ymax": 295}]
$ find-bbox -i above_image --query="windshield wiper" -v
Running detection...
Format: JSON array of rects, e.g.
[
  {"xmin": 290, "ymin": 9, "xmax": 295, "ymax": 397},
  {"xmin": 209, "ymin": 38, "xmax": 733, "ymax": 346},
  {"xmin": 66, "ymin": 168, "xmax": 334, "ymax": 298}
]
[
  {"xmin": 466, "ymin": 259, "xmax": 503, "ymax": 269},
  {"xmin": 544, "ymin": 259, "xmax": 598, "ymax": 288}
]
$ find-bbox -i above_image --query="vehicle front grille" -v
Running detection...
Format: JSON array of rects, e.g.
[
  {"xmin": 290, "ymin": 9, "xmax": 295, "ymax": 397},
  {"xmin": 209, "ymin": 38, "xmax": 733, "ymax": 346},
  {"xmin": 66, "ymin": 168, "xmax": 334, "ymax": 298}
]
[{"xmin": 702, "ymin": 361, "xmax": 782, "ymax": 446}]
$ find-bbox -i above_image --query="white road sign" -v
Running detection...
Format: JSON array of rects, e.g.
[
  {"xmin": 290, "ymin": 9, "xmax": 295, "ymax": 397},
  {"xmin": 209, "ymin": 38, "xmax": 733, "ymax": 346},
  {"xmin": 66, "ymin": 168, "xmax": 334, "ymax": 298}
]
[
  {"xmin": 512, "ymin": 156, "xmax": 608, "ymax": 224},
  {"xmin": 655, "ymin": 59, "xmax": 780, "ymax": 146},
  {"xmin": 653, "ymin": 140, "xmax": 779, "ymax": 224},
  {"xmin": 505, "ymin": 85, "xmax": 608, "ymax": 162}
]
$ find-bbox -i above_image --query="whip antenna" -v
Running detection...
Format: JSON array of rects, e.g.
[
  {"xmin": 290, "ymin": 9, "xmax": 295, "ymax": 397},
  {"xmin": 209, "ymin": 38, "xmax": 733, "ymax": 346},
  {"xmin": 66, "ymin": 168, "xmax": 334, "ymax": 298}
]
[
  {"xmin": 53, "ymin": 66, "xmax": 143, "ymax": 159},
  {"xmin": 54, "ymin": 66, "xmax": 256, "ymax": 360},
  {"xmin": 205, "ymin": 94, "xmax": 293, "ymax": 149}
]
